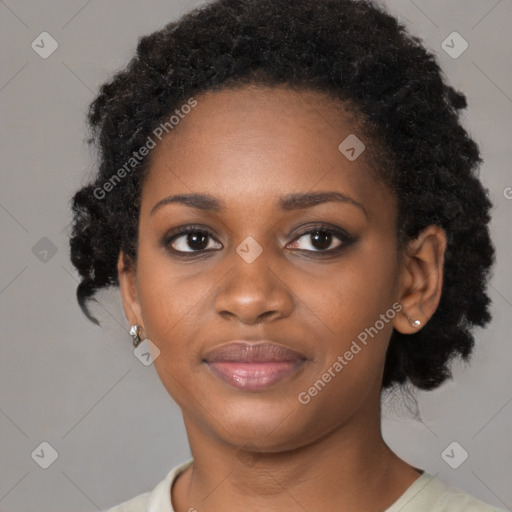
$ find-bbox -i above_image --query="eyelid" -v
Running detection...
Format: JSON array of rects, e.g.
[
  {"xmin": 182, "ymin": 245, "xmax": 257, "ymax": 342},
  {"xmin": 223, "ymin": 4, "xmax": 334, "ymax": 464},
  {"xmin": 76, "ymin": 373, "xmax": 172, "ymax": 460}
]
[
  {"xmin": 288, "ymin": 222, "xmax": 352, "ymax": 242},
  {"xmin": 286, "ymin": 223, "xmax": 355, "ymax": 252},
  {"xmin": 163, "ymin": 224, "xmax": 222, "ymax": 253}
]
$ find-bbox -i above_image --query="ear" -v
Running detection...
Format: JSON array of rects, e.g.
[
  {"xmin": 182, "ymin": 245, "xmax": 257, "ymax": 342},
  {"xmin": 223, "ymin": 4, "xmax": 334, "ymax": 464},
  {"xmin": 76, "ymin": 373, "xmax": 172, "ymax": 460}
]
[
  {"xmin": 393, "ymin": 225, "xmax": 447, "ymax": 334},
  {"xmin": 117, "ymin": 250, "xmax": 144, "ymax": 331}
]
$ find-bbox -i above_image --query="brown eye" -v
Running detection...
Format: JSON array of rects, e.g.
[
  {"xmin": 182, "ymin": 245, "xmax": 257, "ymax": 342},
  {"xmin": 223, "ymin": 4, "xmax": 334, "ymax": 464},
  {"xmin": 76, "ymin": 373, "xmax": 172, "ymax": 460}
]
[
  {"xmin": 288, "ymin": 226, "xmax": 351, "ymax": 252},
  {"xmin": 166, "ymin": 228, "xmax": 222, "ymax": 253}
]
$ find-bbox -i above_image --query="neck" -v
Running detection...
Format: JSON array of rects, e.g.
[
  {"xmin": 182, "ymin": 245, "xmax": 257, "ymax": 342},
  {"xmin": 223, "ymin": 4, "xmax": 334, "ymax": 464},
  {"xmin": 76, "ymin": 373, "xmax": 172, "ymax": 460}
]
[{"xmin": 172, "ymin": 394, "xmax": 421, "ymax": 512}]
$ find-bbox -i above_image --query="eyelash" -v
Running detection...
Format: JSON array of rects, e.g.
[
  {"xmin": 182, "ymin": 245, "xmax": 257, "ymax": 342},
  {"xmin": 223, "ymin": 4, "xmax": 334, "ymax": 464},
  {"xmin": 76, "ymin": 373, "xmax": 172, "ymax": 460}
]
[{"xmin": 163, "ymin": 223, "xmax": 356, "ymax": 257}]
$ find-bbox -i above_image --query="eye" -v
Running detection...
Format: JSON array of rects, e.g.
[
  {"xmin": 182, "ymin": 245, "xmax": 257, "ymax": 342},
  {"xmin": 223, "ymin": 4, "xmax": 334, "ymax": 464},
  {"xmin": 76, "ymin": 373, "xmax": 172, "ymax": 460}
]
[
  {"xmin": 287, "ymin": 225, "xmax": 352, "ymax": 253},
  {"xmin": 163, "ymin": 223, "xmax": 354, "ymax": 256},
  {"xmin": 164, "ymin": 226, "xmax": 222, "ymax": 253}
]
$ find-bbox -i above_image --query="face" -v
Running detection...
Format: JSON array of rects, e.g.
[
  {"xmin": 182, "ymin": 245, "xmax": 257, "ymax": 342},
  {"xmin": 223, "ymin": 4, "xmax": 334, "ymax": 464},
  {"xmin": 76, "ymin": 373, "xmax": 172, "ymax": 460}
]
[{"xmin": 119, "ymin": 85, "xmax": 433, "ymax": 451}]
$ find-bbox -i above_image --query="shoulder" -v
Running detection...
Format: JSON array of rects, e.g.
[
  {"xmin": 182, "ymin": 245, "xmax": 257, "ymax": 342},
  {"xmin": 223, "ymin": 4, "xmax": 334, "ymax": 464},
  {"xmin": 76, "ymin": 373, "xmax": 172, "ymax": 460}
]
[
  {"xmin": 386, "ymin": 472, "xmax": 504, "ymax": 512},
  {"xmin": 104, "ymin": 491, "xmax": 150, "ymax": 512},
  {"xmin": 103, "ymin": 458, "xmax": 194, "ymax": 512},
  {"xmin": 432, "ymin": 481, "xmax": 504, "ymax": 512}
]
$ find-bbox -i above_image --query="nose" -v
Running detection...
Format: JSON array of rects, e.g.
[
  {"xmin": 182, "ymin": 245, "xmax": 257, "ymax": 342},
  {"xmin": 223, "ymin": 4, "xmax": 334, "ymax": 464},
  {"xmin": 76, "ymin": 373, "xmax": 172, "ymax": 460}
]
[{"xmin": 213, "ymin": 249, "xmax": 294, "ymax": 325}]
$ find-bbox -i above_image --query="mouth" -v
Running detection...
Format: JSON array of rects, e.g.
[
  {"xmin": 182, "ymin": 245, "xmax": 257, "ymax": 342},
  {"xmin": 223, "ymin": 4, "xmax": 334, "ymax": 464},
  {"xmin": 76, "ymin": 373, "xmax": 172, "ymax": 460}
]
[{"xmin": 203, "ymin": 341, "xmax": 308, "ymax": 391}]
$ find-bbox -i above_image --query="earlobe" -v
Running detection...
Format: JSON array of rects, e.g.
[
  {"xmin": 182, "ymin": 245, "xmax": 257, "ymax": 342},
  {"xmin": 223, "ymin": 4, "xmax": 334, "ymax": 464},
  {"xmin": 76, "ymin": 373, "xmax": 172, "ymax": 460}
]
[
  {"xmin": 117, "ymin": 250, "xmax": 144, "ymax": 330},
  {"xmin": 406, "ymin": 316, "xmax": 422, "ymax": 328},
  {"xmin": 393, "ymin": 225, "xmax": 447, "ymax": 335}
]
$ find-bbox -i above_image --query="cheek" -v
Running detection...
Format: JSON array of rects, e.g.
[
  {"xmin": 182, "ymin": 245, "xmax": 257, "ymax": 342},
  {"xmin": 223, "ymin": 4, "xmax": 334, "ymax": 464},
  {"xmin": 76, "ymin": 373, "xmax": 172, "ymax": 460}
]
[
  {"xmin": 134, "ymin": 243, "xmax": 204, "ymax": 352},
  {"xmin": 291, "ymin": 241, "xmax": 399, "ymax": 396},
  {"xmin": 334, "ymin": 237, "xmax": 399, "ymax": 318},
  {"xmin": 135, "ymin": 253, "xmax": 208, "ymax": 405},
  {"xmin": 290, "ymin": 241, "xmax": 398, "ymax": 338}
]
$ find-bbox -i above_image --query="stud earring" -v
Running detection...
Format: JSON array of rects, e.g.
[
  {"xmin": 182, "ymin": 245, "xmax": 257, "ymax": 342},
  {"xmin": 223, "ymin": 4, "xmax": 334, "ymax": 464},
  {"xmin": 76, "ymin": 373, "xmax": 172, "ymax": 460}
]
[
  {"xmin": 407, "ymin": 316, "xmax": 421, "ymax": 328},
  {"xmin": 129, "ymin": 325, "xmax": 143, "ymax": 347}
]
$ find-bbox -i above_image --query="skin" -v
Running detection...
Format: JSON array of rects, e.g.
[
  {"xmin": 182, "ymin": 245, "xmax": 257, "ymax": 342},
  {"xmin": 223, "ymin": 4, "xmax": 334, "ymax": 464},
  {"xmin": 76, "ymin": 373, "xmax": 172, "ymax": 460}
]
[{"xmin": 118, "ymin": 85, "xmax": 447, "ymax": 512}]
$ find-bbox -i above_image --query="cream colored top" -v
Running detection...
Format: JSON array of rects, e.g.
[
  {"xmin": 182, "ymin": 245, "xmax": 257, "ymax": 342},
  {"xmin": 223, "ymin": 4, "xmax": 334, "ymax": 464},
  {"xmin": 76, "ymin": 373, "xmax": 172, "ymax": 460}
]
[{"xmin": 105, "ymin": 458, "xmax": 503, "ymax": 511}]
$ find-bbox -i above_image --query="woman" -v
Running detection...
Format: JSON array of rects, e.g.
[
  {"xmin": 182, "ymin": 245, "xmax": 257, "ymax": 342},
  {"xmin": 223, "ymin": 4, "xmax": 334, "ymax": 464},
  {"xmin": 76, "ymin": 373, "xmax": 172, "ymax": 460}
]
[{"xmin": 69, "ymin": 0, "xmax": 501, "ymax": 510}]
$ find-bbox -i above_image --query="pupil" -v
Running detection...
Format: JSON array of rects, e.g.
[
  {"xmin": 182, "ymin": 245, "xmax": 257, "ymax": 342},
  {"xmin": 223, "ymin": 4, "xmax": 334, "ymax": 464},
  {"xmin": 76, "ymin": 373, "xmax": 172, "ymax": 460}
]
[
  {"xmin": 188, "ymin": 231, "xmax": 208, "ymax": 250},
  {"xmin": 311, "ymin": 230, "xmax": 331, "ymax": 250}
]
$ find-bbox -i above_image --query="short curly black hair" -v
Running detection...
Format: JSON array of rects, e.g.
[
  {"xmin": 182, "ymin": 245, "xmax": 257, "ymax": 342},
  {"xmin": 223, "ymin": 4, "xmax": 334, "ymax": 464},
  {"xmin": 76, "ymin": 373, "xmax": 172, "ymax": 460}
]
[{"xmin": 69, "ymin": 0, "xmax": 495, "ymax": 391}]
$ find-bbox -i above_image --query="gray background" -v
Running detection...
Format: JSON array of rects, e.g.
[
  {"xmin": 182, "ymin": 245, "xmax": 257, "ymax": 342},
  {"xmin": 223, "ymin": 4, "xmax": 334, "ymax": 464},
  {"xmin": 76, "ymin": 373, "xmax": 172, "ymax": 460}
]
[{"xmin": 0, "ymin": 0, "xmax": 511, "ymax": 510}]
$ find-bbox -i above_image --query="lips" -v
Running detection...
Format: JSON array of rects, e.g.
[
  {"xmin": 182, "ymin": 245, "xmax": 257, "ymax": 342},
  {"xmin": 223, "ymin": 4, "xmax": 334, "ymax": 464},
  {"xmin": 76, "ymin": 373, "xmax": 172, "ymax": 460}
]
[
  {"xmin": 204, "ymin": 341, "xmax": 307, "ymax": 391},
  {"xmin": 205, "ymin": 342, "xmax": 305, "ymax": 363}
]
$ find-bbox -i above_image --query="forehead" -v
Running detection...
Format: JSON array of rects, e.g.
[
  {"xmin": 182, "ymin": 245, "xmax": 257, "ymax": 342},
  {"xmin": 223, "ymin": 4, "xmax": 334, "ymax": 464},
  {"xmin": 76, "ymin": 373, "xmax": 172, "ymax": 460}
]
[{"xmin": 140, "ymin": 85, "xmax": 393, "ymax": 219}]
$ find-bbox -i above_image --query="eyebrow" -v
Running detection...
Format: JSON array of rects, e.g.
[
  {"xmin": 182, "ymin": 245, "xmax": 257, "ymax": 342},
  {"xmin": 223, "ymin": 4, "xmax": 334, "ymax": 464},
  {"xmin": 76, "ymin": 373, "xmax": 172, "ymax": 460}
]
[{"xmin": 150, "ymin": 191, "xmax": 368, "ymax": 219}]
